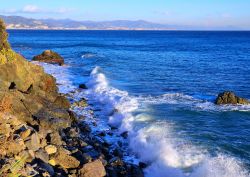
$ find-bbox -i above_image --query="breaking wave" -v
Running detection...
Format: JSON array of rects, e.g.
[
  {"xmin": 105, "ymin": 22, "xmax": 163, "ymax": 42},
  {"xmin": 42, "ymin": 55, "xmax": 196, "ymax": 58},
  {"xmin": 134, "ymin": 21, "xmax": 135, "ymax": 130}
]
[
  {"xmin": 82, "ymin": 66, "xmax": 250, "ymax": 177},
  {"xmin": 37, "ymin": 63, "xmax": 250, "ymax": 177}
]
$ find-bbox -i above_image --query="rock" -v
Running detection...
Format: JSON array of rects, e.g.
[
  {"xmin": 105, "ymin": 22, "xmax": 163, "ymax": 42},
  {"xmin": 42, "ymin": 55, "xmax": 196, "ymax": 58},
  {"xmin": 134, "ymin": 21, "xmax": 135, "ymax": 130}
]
[
  {"xmin": 54, "ymin": 148, "xmax": 80, "ymax": 169},
  {"xmin": 25, "ymin": 133, "xmax": 41, "ymax": 151},
  {"xmin": 45, "ymin": 145, "xmax": 57, "ymax": 155},
  {"xmin": 79, "ymin": 84, "xmax": 88, "ymax": 89},
  {"xmin": 80, "ymin": 160, "xmax": 106, "ymax": 177},
  {"xmin": 20, "ymin": 129, "xmax": 31, "ymax": 139},
  {"xmin": 35, "ymin": 149, "xmax": 49, "ymax": 163},
  {"xmin": 131, "ymin": 165, "xmax": 144, "ymax": 177},
  {"xmin": 139, "ymin": 162, "xmax": 147, "ymax": 169},
  {"xmin": 32, "ymin": 50, "xmax": 64, "ymax": 66},
  {"xmin": 215, "ymin": 91, "xmax": 249, "ymax": 105},
  {"xmin": 0, "ymin": 135, "xmax": 25, "ymax": 155},
  {"xmin": 34, "ymin": 159, "xmax": 55, "ymax": 177},
  {"xmin": 109, "ymin": 157, "xmax": 124, "ymax": 167},
  {"xmin": 72, "ymin": 99, "xmax": 88, "ymax": 108},
  {"xmin": 48, "ymin": 159, "xmax": 56, "ymax": 166},
  {"xmin": 120, "ymin": 131, "xmax": 128, "ymax": 139},
  {"xmin": 71, "ymin": 150, "xmax": 90, "ymax": 165},
  {"xmin": 53, "ymin": 95, "xmax": 70, "ymax": 109},
  {"xmin": 49, "ymin": 132, "xmax": 63, "ymax": 146}
]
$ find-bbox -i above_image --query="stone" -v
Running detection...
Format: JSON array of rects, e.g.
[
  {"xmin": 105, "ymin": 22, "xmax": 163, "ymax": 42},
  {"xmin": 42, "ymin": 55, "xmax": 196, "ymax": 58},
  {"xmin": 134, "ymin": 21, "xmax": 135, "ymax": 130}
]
[
  {"xmin": 53, "ymin": 95, "xmax": 70, "ymax": 109},
  {"xmin": 0, "ymin": 136, "xmax": 25, "ymax": 155},
  {"xmin": 215, "ymin": 91, "xmax": 250, "ymax": 105},
  {"xmin": 72, "ymin": 99, "xmax": 88, "ymax": 108},
  {"xmin": 32, "ymin": 50, "xmax": 64, "ymax": 66},
  {"xmin": 109, "ymin": 157, "xmax": 124, "ymax": 167},
  {"xmin": 45, "ymin": 145, "xmax": 57, "ymax": 155},
  {"xmin": 20, "ymin": 129, "xmax": 31, "ymax": 139},
  {"xmin": 25, "ymin": 133, "xmax": 41, "ymax": 151},
  {"xmin": 120, "ymin": 131, "xmax": 128, "ymax": 139},
  {"xmin": 79, "ymin": 84, "xmax": 88, "ymax": 89},
  {"xmin": 80, "ymin": 160, "xmax": 106, "ymax": 177},
  {"xmin": 54, "ymin": 148, "xmax": 80, "ymax": 169},
  {"xmin": 35, "ymin": 149, "xmax": 49, "ymax": 163},
  {"xmin": 49, "ymin": 132, "xmax": 63, "ymax": 146},
  {"xmin": 48, "ymin": 159, "xmax": 56, "ymax": 166}
]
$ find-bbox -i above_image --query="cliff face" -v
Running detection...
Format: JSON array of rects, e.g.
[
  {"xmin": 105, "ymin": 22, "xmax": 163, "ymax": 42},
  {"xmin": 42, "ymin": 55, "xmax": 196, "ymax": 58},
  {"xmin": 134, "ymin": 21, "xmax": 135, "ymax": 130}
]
[
  {"xmin": 0, "ymin": 19, "xmax": 75, "ymax": 176},
  {"xmin": 0, "ymin": 19, "xmax": 71, "ymax": 129}
]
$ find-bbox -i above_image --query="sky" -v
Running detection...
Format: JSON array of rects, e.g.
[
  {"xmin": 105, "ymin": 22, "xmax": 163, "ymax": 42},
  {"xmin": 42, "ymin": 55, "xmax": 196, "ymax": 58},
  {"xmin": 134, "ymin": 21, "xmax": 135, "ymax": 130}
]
[{"xmin": 0, "ymin": 0, "xmax": 249, "ymax": 29}]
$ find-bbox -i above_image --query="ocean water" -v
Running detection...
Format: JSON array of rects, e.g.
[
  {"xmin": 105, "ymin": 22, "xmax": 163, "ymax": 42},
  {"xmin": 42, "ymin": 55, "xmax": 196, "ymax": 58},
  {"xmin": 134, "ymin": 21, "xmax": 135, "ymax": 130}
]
[{"xmin": 8, "ymin": 30, "xmax": 250, "ymax": 177}]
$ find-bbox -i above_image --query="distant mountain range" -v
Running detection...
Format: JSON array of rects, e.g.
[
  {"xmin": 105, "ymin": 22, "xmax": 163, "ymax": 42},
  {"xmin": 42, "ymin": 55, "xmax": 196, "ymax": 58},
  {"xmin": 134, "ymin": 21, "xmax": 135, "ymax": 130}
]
[{"xmin": 0, "ymin": 15, "xmax": 175, "ymax": 30}]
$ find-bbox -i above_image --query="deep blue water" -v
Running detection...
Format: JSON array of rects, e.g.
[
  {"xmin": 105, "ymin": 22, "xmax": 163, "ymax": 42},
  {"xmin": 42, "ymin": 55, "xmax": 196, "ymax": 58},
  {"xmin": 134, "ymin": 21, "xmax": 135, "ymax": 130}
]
[{"xmin": 8, "ymin": 30, "xmax": 250, "ymax": 176}]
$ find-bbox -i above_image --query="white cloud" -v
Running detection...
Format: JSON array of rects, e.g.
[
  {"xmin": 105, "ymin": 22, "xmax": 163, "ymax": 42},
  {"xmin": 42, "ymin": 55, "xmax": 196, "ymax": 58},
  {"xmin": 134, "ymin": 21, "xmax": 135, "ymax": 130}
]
[
  {"xmin": 22, "ymin": 5, "xmax": 41, "ymax": 13},
  {"xmin": 0, "ymin": 5, "xmax": 75, "ymax": 15}
]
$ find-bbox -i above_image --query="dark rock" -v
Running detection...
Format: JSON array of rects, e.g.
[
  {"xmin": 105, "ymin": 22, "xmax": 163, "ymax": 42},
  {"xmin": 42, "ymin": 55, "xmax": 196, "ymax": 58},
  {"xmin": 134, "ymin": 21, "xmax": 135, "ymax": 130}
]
[
  {"xmin": 215, "ymin": 91, "xmax": 249, "ymax": 105},
  {"xmin": 139, "ymin": 162, "xmax": 147, "ymax": 169},
  {"xmin": 33, "ymin": 159, "xmax": 55, "ymax": 176},
  {"xmin": 131, "ymin": 165, "xmax": 144, "ymax": 177},
  {"xmin": 79, "ymin": 84, "xmax": 88, "ymax": 89},
  {"xmin": 32, "ymin": 50, "xmax": 64, "ymax": 66},
  {"xmin": 120, "ymin": 131, "xmax": 128, "ymax": 139},
  {"xmin": 109, "ymin": 157, "xmax": 124, "ymax": 167}
]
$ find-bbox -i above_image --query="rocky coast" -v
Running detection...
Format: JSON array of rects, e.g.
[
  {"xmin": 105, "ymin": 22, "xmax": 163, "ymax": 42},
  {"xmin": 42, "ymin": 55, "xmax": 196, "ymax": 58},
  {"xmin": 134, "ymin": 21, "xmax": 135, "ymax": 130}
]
[{"xmin": 0, "ymin": 19, "xmax": 144, "ymax": 177}]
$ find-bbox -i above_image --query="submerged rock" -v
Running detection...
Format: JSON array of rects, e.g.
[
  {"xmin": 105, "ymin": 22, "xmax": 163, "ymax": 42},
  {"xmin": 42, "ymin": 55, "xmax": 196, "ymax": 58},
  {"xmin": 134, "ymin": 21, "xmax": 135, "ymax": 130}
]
[
  {"xmin": 215, "ymin": 91, "xmax": 249, "ymax": 105},
  {"xmin": 32, "ymin": 50, "xmax": 64, "ymax": 66}
]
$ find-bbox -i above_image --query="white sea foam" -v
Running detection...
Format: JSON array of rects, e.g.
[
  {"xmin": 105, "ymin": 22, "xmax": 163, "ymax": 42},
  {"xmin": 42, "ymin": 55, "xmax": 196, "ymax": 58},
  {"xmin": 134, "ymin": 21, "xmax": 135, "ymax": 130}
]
[
  {"xmin": 37, "ymin": 63, "xmax": 250, "ymax": 177},
  {"xmin": 138, "ymin": 93, "xmax": 250, "ymax": 112}
]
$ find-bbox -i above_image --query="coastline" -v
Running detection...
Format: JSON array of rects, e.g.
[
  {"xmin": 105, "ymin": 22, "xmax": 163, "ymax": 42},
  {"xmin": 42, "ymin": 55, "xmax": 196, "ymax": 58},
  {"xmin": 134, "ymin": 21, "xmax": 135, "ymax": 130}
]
[
  {"xmin": 0, "ymin": 19, "xmax": 144, "ymax": 177},
  {"xmin": 1, "ymin": 19, "xmax": 250, "ymax": 177}
]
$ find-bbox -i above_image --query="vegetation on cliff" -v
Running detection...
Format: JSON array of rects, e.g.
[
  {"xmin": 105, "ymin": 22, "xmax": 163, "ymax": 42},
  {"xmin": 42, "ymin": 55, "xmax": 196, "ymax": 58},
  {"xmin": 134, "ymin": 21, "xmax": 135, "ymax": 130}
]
[{"xmin": 0, "ymin": 19, "xmax": 16, "ymax": 64}]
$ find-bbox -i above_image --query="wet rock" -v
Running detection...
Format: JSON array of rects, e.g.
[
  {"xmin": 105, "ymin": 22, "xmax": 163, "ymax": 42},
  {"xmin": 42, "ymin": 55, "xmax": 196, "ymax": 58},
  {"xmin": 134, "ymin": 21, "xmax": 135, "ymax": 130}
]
[
  {"xmin": 32, "ymin": 50, "xmax": 64, "ymax": 66},
  {"xmin": 79, "ymin": 84, "xmax": 88, "ymax": 89},
  {"xmin": 72, "ymin": 150, "xmax": 91, "ymax": 165},
  {"xmin": 80, "ymin": 159, "xmax": 106, "ymax": 177},
  {"xmin": 109, "ymin": 157, "xmax": 124, "ymax": 167},
  {"xmin": 72, "ymin": 99, "xmax": 88, "ymax": 108},
  {"xmin": 130, "ymin": 165, "xmax": 144, "ymax": 177},
  {"xmin": 120, "ymin": 131, "xmax": 128, "ymax": 139},
  {"xmin": 215, "ymin": 91, "xmax": 250, "ymax": 105},
  {"xmin": 139, "ymin": 162, "xmax": 147, "ymax": 169}
]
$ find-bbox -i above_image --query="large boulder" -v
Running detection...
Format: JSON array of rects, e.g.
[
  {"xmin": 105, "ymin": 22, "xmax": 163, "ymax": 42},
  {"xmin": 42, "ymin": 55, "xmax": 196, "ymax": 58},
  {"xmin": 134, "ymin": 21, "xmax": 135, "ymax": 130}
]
[
  {"xmin": 215, "ymin": 91, "xmax": 249, "ymax": 105},
  {"xmin": 32, "ymin": 50, "xmax": 64, "ymax": 66},
  {"xmin": 80, "ymin": 160, "xmax": 106, "ymax": 177}
]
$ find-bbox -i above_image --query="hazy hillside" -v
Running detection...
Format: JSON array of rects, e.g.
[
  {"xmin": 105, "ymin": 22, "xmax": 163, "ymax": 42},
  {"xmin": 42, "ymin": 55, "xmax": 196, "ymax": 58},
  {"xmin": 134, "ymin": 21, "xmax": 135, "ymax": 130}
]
[{"xmin": 0, "ymin": 15, "xmax": 173, "ymax": 30}]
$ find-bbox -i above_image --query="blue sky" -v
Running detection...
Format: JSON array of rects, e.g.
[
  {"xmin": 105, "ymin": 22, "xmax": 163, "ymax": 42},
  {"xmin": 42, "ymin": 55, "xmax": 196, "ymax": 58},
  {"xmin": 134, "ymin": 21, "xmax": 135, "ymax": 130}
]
[{"xmin": 0, "ymin": 0, "xmax": 249, "ymax": 29}]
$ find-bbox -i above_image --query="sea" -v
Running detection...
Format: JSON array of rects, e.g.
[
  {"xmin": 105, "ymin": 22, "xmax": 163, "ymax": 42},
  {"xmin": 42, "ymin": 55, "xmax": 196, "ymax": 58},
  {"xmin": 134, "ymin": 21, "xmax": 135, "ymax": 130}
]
[{"xmin": 8, "ymin": 30, "xmax": 250, "ymax": 177}]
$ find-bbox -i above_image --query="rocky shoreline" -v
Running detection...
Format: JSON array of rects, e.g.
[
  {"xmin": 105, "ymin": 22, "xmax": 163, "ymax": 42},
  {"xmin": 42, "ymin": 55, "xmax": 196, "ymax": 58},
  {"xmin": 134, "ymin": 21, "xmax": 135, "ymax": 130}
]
[{"xmin": 0, "ymin": 19, "xmax": 144, "ymax": 177}]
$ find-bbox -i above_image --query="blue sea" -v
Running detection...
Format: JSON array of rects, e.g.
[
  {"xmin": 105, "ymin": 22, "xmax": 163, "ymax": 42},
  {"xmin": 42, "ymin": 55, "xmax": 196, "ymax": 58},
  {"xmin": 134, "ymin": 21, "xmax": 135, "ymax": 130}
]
[{"xmin": 9, "ymin": 30, "xmax": 250, "ymax": 177}]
